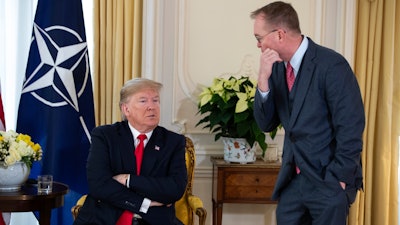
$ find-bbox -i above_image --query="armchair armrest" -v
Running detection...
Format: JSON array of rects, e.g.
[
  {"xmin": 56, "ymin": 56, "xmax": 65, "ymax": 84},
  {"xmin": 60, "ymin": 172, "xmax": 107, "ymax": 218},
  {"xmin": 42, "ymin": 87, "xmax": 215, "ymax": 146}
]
[
  {"xmin": 71, "ymin": 195, "xmax": 87, "ymax": 220},
  {"xmin": 187, "ymin": 194, "xmax": 207, "ymax": 225}
]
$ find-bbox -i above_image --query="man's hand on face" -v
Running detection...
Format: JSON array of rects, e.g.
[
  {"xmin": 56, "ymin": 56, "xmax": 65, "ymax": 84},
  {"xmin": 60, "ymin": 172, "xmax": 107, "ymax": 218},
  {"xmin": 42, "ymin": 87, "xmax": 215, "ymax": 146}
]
[{"xmin": 257, "ymin": 48, "xmax": 282, "ymax": 92}]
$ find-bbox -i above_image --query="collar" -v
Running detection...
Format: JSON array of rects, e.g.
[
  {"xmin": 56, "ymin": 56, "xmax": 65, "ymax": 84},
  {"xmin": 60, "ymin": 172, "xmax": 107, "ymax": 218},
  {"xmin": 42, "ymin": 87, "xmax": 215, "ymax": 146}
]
[
  {"xmin": 286, "ymin": 36, "xmax": 309, "ymax": 77},
  {"xmin": 128, "ymin": 122, "xmax": 153, "ymax": 142}
]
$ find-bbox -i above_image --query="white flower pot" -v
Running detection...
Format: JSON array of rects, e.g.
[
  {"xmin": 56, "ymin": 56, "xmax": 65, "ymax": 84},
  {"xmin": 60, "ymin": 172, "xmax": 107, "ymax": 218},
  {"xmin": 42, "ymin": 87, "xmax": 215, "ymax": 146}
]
[
  {"xmin": 222, "ymin": 137, "xmax": 256, "ymax": 164},
  {"xmin": 0, "ymin": 161, "xmax": 30, "ymax": 191}
]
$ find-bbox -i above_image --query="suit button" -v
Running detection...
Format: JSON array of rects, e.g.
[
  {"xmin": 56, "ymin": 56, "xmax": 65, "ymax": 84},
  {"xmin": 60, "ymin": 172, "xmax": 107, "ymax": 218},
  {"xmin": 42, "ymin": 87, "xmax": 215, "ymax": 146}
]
[{"xmin": 289, "ymin": 133, "xmax": 296, "ymax": 142}]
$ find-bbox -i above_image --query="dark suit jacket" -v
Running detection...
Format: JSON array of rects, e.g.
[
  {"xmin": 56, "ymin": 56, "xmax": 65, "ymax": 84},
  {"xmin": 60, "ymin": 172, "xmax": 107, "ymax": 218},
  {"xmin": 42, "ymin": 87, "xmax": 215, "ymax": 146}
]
[
  {"xmin": 254, "ymin": 38, "xmax": 365, "ymax": 204},
  {"xmin": 73, "ymin": 121, "xmax": 187, "ymax": 225}
]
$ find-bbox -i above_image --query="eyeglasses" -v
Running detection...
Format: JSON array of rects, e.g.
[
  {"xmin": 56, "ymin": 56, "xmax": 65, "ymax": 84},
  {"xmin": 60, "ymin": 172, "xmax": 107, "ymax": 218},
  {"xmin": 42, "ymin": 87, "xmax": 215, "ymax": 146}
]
[{"xmin": 255, "ymin": 29, "xmax": 278, "ymax": 43}]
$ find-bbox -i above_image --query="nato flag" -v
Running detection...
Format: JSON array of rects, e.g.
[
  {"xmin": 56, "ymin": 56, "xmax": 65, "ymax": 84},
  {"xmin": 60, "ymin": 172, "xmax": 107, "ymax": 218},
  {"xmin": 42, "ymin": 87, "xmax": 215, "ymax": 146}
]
[{"xmin": 16, "ymin": 0, "xmax": 95, "ymax": 224}]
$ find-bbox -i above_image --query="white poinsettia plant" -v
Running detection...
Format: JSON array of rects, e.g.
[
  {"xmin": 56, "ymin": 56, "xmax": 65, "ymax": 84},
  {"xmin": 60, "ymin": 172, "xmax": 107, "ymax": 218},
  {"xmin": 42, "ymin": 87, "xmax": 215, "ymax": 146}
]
[
  {"xmin": 196, "ymin": 76, "xmax": 276, "ymax": 156},
  {"xmin": 0, "ymin": 130, "xmax": 42, "ymax": 168}
]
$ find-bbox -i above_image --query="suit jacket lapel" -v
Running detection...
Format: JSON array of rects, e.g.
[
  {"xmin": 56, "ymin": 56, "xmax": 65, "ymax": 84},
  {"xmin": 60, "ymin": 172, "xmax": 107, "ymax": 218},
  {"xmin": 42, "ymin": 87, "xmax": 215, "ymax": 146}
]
[
  {"xmin": 140, "ymin": 126, "xmax": 162, "ymax": 175},
  {"xmin": 119, "ymin": 121, "xmax": 136, "ymax": 172},
  {"xmin": 289, "ymin": 40, "xmax": 317, "ymax": 128}
]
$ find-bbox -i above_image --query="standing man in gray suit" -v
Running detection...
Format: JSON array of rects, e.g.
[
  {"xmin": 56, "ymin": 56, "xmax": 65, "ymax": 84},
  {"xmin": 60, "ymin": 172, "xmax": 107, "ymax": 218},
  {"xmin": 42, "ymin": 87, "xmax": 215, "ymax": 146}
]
[{"xmin": 251, "ymin": 2, "xmax": 365, "ymax": 225}]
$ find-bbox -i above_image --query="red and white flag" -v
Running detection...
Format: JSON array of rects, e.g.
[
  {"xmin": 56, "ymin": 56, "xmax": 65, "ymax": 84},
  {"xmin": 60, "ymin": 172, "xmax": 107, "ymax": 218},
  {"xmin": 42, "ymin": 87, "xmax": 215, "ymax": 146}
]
[
  {"xmin": 0, "ymin": 82, "xmax": 6, "ymax": 225},
  {"xmin": 0, "ymin": 83, "xmax": 5, "ymax": 131}
]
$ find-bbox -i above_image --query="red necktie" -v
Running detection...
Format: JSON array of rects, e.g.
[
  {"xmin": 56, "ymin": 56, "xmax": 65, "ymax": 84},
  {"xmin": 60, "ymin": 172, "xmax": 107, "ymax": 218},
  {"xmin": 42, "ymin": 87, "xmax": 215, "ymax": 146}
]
[
  {"xmin": 116, "ymin": 134, "xmax": 147, "ymax": 225},
  {"xmin": 135, "ymin": 134, "xmax": 147, "ymax": 175},
  {"xmin": 286, "ymin": 62, "xmax": 295, "ymax": 92},
  {"xmin": 0, "ymin": 213, "xmax": 6, "ymax": 225},
  {"xmin": 286, "ymin": 63, "xmax": 300, "ymax": 174}
]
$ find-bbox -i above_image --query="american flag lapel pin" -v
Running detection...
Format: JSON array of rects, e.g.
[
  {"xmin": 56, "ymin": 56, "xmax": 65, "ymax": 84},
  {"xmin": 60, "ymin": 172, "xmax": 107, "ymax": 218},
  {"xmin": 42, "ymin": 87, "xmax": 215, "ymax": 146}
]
[{"xmin": 155, "ymin": 145, "xmax": 160, "ymax": 151}]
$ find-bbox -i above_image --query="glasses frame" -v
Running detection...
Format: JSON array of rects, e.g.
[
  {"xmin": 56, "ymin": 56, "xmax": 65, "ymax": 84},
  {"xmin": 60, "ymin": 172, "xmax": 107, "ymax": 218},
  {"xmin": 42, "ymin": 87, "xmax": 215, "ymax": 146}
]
[{"xmin": 255, "ymin": 29, "xmax": 279, "ymax": 43}]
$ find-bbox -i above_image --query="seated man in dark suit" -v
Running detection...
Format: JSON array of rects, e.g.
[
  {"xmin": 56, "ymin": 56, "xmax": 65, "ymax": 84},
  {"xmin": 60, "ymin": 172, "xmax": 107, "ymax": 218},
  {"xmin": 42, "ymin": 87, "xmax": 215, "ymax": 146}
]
[{"xmin": 73, "ymin": 78, "xmax": 187, "ymax": 225}]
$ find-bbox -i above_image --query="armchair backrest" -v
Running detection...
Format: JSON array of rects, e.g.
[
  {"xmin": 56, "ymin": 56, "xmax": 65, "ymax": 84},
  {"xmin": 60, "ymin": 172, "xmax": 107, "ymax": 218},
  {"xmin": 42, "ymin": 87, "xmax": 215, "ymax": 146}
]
[{"xmin": 175, "ymin": 137, "xmax": 196, "ymax": 224}]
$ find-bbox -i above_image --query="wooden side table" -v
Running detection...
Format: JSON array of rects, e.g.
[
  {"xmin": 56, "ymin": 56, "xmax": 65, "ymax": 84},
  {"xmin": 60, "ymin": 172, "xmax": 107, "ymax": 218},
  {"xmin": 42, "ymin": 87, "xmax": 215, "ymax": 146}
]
[
  {"xmin": 211, "ymin": 156, "xmax": 280, "ymax": 225},
  {"xmin": 0, "ymin": 181, "xmax": 69, "ymax": 225}
]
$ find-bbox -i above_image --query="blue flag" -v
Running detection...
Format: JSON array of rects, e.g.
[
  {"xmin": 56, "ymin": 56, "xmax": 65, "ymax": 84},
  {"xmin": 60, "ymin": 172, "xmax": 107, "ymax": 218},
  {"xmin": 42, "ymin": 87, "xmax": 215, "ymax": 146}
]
[{"xmin": 16, "ymin": 0, "xmax": 95, "ymax": 224}]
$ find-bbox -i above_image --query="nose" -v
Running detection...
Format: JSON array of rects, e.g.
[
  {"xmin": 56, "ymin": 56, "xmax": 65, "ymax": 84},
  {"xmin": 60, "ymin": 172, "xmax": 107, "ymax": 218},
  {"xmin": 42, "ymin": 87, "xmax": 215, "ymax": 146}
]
[
  {"xmin": 146, "ymin": 100, "xmax": 159, "ymax": 110},
  {"xmin": 147, "ymin": 103, "xmax": 157, "ymax": 110}
]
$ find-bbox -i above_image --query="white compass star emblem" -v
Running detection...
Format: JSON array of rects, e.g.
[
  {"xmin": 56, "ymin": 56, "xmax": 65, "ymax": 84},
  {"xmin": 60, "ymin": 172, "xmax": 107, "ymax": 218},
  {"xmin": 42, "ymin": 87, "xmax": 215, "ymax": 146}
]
[{"xmin": 22, "ymin": 23, "xmax": 90, "ymax": 112}]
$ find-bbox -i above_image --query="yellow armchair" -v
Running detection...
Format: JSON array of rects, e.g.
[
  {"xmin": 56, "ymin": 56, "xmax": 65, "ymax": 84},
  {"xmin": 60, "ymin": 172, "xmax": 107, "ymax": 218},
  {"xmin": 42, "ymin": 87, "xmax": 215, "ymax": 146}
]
[
  {"xmin": 174, "ymin": 137, "xmax": 207, "ymax": 225},
  {"xmin": 72, "ymin": 137, "xmax": 207, "ymax": 225}
]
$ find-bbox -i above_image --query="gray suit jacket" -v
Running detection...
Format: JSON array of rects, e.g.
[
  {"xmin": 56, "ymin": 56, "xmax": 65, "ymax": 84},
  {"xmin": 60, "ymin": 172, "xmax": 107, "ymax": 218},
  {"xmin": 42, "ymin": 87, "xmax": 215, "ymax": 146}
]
[{"xmin": 254, "ymin": 38, "xmax": 365, "ymax": 204}]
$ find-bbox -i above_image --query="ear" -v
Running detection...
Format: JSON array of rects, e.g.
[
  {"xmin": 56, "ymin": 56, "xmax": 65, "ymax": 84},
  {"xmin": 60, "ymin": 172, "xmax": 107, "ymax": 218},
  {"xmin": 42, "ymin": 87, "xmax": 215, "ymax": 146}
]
[
  {"xmin": 278, "ymin": 29, "xmax": 285, "ymax": 40},
  {"xmin": 121, "ymin": 103, "xmax": 129, "ymax": 114}
]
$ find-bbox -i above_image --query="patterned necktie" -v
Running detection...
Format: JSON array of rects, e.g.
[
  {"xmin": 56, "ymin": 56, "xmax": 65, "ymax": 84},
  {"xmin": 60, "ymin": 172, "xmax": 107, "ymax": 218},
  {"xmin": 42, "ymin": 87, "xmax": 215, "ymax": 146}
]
[
  {"xmin": 286, "ymin": 63, "xmax": 300, "ymax": 174},
  {"xmin": 286, "ymin": 62, "xmax": 295, "ymax": 92},
  {"xmin": 116, "ymin": 134, "xmax": 147, "ymax": 225}
]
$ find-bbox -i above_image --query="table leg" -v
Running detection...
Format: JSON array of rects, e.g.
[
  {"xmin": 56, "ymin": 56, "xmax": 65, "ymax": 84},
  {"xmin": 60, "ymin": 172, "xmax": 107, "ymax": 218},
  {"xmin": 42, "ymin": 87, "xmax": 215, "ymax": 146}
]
[
  {"xmin": 39, "ymin": 209, "xmax": 51, "ymax": 225},
  {"xmin": 212, "ymin": 199, "xmax": 223, "ymax": 225},
  {"xmin": 212, "ymin": 199, "xmax": 216, "ymax": 225}
]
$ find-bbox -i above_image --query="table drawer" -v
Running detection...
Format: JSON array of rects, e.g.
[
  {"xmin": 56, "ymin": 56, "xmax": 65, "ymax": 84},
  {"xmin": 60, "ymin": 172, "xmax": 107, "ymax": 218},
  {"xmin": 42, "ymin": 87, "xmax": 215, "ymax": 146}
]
[
  {"xmin": 224, "ymin": 172, "xmax": 278, "ymax": 186},
  {"xmin": 224, "ymin": 185, "xmax": 274, "ymax": 200}
]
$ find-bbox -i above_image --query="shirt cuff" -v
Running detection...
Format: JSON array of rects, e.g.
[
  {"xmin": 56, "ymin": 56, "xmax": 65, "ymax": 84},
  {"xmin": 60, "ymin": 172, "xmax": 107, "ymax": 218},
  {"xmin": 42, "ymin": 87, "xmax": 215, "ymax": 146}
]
[
  {"xmin": 258, "ymin": 88, "xmax": 270, "ymax": 102},
  {"xmin": 258, "ymin": 88, "xmax": 270, "ymax": 97},
  {"xmin": 126, "ymin": 174, "xmax": 131, "ymax": 188},
  {"xmin": 140, "ymin": 198, "xmax": 151, "ymax": 213}
]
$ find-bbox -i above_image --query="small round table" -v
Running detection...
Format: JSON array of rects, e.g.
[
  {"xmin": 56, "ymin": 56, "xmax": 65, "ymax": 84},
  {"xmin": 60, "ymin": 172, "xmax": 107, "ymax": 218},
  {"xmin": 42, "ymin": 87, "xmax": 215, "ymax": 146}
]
[{"xmin": 0, "ymin": 181, "xmax": 69, "ymax": 225}]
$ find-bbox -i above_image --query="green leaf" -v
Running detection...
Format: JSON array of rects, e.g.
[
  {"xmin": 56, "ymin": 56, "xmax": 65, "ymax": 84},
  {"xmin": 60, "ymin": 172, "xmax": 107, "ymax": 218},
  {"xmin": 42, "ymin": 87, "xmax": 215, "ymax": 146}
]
[{"xmin": 195, "ymin": 76, "xmax": 281, "ymax": 157}]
